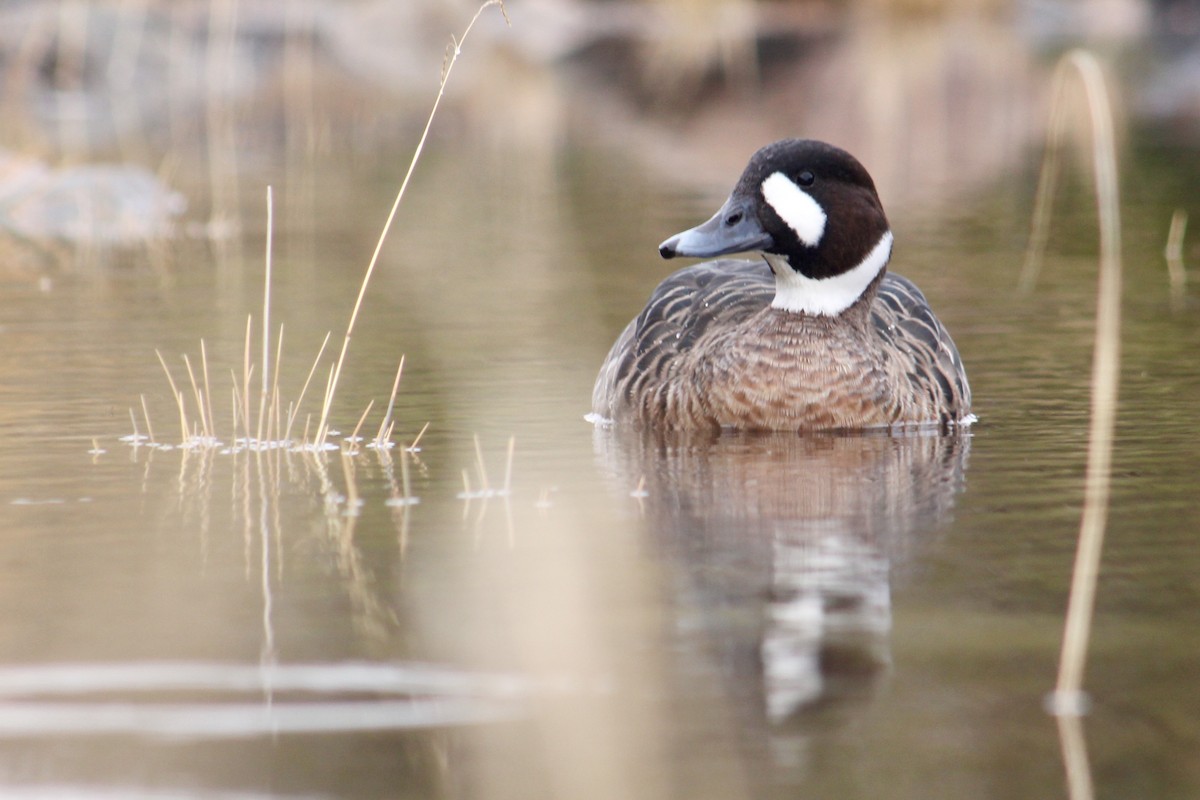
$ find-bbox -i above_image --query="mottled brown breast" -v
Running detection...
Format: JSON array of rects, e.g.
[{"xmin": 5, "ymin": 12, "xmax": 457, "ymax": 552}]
[{"xmin": 592, "ymin": 259, "xmax": 971, "ymax": 432}]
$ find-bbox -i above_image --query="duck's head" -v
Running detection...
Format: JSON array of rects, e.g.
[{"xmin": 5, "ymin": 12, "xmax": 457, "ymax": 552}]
[{"xmin": 659, "ymin": 139, "xmax": 894, "ymax": 316}]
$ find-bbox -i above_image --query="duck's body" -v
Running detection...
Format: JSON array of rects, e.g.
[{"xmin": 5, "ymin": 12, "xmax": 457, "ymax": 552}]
[
  {"xmin": 593, "ymin": 258, "xmax": 968, "ymax": 430},
  {"xmin": 592, "ymin": 139, "xmax": 971, "ymax": 432}
]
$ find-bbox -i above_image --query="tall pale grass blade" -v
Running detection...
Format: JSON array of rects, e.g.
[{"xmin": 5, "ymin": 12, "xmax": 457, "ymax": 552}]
[
  {"xmin": 376, "ymin": 356, "xmax": 406, "ymax": 445},
  {"xmin": 242, "ymin": 314, "xmax": 253, "ymax": 438},
  {"xmin": 230, "ymin": 383, "xmax": 241, "ymax": 444},
  {"xmin": 285, "ymin": 331, "xmax": 331, "ymax": 442},
  {"xmin": 270, "ymin": 324, "xmax": 285, "ymax": 443},
  {"xmin": 1056, "ymin": 713, "xmax": 1095, "ymax": 800},
  {"xmin": 409, "ymin": 421, "xmax": 431, "ymax": 452},
  {"xmin": 1020, "ymin": 105, "xmax": 1065, "ymax": 293},
  {"xmin": 156, "ymin": 349, "xmax": 188, "ymax": 445},
  {"xmin": 182, "ymin": 354, "xmax": 208, "ymax": 439},
  {"xmin": 230, "ymin": 369, "xmax": 246, "ymax": 439},
  {"xmin": 1165, "ymin": 209, "xmax": 1187, "ymax": 305},
  {"xmin": 1034, "ymin": 50, "xmax": 1123, "ymax": 717},
  {"xmin": 200, "ymin": 339, "xmax": 215, "ymax": 439},
  {"xmin": 140, "ymin": 393, "xmax": 155, "ymax": 445},
  {"xmin": 314, "ymin": 1, "xmax": 509, "ymax": 446},
  {"xmin": 348, "ymin": 400, "xmax": 376, "ymax": 454},
  {"xmin": 263, "ymin": 186, "xmax": 274, "ymax": 398},
  {"xmin": 473, "ymin": 434, "xmax": 489, "ymax": 494}
]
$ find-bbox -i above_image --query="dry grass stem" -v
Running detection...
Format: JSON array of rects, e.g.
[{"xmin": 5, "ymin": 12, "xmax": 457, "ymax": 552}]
[
  {"xmin": 242, "ymin": 314, "xmax": 253, "ymax": 437},
  {"xmin": 182, "ymin": 353, "xmax": 213, "ymax": 440},
  {"xmin": 319, "ymin": 363, "xmax": 336, "ymax": 439},
  {"xmin": 375, "ymin": 356, "xmax": 406, "ymax": 446},
  {"xmin": 285, "ymin": 331, "xmax": 331, "ymax": 442},
  {"xmin": 1165, "ymin": 209, "xmax": 1188, "ymax": 300},
  {"xmin": 269, "ymin": 324, "xmax": 285, "ymax": 442},
  {"xmin": 137, "ymin": 8, "xmax": 500, "ymax": 459},
  {"xmin": 1056, "ymin": 713, "xmax": 1095, "ymax": 800},
  {"xmin": 1029, "ymin": 50, "xmax": 1123, "ymax": 717},
  {"xmin": 1020, "ymin": 127, "xmax": 1063, "ymax": 294},
  {"xmin": 262, "ymin": 186, "xmax": 274, "ymax": 398},
  {"xmin": 314, "ymin": 0, "xmax": 509, "ymax": 446},
  {"xmin": 140, "ymin": 393, "xmax": 155, "ymax": 444},
  {"xmin": 200, "ymin": 340, "xmax": 215, "ymax": 438},
  {"xmin": 347, "ymin": 400, "xmax": 376, "ymax": 454},
  {"xmin": 250, "ymin": 186, "xmax": 279, "ymax": 445},
  {"xmin": 155, "ymin": 349, "xmax": 189, "ymax": 444},
  {"xmin": 409, "ymin": 421, "xmax": 431, "ymax": 452},
  {"xmin": 230, "ymin": 370, "xmax": 246, "ymax": 439}
]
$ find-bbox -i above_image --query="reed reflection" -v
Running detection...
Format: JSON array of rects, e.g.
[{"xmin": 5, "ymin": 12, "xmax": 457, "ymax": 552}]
[{"xmin": 596, "ymin": 428, "xmax": 970, "ymax": 724}]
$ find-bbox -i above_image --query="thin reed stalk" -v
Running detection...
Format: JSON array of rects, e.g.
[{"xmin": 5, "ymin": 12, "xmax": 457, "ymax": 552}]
[
  {"xmin": 1026, "ymin": 51, "xmax": 1123, "ymax": 716},
  {"xmin": 473, "ymin": 434, "xmax": 490, "ymax": 494},
  {"xmin": 375, "ymin": 356, "xmax": 405, "ymax": 446},
  {"xmin": 255, "ymin": 186, "xmax": 275, "ymax": 445},
  {"xmin": 140, "ymin": 393, "xmax": 155, "ymax": 444},
  {"xmin": 156, "ymin": 349, "xmax": 189, "ymax": 444},
  {"xmin": 230, "ymin": 370, "xmax": 246, "ymax": 439},
  {"xmin": 182, "ymin": 353, "xmax": 211, "ymax": 440},
  {"xmin": 1056, "ymin": 713, "xmax": 1095, "ymax": 800},
  {"xmin": 200, "ymin": 340, "xmax": 215, "ymax": 437},
  {"xmin": 285, "ymin": 331, "xmax": 331, "ymax": 442},
  {"xmin": 314, "ymin": 0, "xmax": 509, "ymax": 446},
  {"xmin": 242, "ymin": 314, "xmax": 253, "ymax": 439},
  {"xmin": 231, "ymin": 384, "xmax": 240, "ymax": 444},
  {"xmin": 409, "ymin": 421, "xmax": 431, "ymax": 452},
  {"xmin": 1165, "ymin": 209, "xmax": 1188, "ymax": 304},
  {"xmin": 347, "ymin": 400, "xmax": 375, "ymax": 454},
  {"xmin": 269, "ymin": 324, "xmax": 285, "ymax": 443}
]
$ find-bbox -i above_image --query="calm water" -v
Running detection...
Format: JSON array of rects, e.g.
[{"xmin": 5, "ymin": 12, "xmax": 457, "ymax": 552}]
[{"xmin": 1, "ymin": 27, "xmax": 1199, "ymax": 800}]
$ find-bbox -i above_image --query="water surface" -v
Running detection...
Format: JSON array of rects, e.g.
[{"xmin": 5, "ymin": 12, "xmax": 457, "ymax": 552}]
[{"xmin": 0, "ymin": 33, "xmax": 1198, "ymax": 800}]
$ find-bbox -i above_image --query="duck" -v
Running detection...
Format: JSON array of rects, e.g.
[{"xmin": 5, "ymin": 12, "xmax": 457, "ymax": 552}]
[{"xmin": 591, "ymin": 138, "xmax": 972, "ymax": 432}]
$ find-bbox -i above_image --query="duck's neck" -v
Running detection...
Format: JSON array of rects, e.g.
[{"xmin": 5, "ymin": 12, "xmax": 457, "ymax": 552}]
[{"xmin": 766, "ymin": 230, "xmax": 893, "ymax": 317}]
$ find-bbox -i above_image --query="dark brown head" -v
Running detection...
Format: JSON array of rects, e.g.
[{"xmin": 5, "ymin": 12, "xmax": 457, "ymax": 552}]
[{"xmin": 659, "ymin": 139, "xmax": 894, "ymax": 316}]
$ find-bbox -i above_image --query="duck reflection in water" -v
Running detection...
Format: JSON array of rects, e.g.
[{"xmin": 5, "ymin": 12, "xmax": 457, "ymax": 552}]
[{"xmin": 594, "ymin": 427, "xmax": 969, "ymax": 724}]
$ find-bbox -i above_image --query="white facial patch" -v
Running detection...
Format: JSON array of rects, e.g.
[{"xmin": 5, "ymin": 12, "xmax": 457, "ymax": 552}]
[
  {"xmin": 768, "ymin": 230, "xmax": 893, "ymax": 316},
  {"xmin": 762, "ymin": 171, "xmax": 826, "ymax": 247}
]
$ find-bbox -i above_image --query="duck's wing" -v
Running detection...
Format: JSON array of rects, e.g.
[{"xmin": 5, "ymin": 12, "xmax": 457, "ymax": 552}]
[
  {"xmin": 592, "ymin": 259, "xmax": 774, "ymax": 421},
  {"xmin": 871, "ymin": 272, "xmax": 972, "ymax": 423}
]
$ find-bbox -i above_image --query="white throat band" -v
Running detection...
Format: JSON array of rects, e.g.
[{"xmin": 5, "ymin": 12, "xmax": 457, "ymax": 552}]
[{"xmin": 767, "ymin": 230, "xmax": 893, "ymax": 316}]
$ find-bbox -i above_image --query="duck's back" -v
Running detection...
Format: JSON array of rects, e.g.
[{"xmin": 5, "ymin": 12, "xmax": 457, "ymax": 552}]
[
  {"xmin": 868, "ymin": 271, "xmax": 972, "ymax": 423},
  {"xmin": 591, "ymin": 260, "xmax": 971, "ymax": 431}
]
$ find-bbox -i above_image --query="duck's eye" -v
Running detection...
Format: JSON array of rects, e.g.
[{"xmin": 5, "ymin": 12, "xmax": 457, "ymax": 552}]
[
  {"xmin": 725, "ymin": 211, "xmax": 744, "ymax": 226},
  {"xmin": 797, "ymin": 171, "xmax": 815, "ymax": 187}
]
